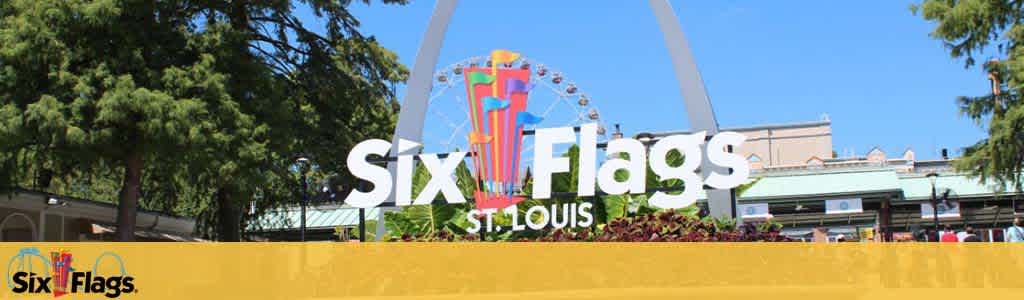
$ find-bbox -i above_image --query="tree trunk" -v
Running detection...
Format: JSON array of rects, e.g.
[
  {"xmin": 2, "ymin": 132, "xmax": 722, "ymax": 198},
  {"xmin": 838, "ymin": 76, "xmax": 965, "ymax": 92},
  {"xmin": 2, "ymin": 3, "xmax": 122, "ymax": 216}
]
[
  {"xmin": 216, "ymin": 187, "xmax": 242, "ymax": 242},
  {"xmin": 115, "ymin": 149, "xmax": 143, "ymax": 242}
]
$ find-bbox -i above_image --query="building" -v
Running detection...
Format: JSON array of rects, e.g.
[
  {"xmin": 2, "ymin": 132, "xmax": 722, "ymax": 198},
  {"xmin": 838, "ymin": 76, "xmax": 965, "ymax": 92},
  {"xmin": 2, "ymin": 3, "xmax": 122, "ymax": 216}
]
[
  {"xmin": 644, "ymin": 119, "xmax": 1023, "ymax": 242},
  {"xmin": 648, "ymin": 119, "xmax": 834, "ymax": 169},
  {"xmin": 0, "ymin": 188, "xmax": 201, "ymax": 242}
]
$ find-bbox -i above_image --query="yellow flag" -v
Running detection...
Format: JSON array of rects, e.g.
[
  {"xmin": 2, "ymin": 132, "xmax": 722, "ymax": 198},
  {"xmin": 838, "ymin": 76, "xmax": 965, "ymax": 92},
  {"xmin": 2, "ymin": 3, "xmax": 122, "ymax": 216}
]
[
  {"xmin": 469, "ymin": 132, "xmax": 492, "ymax": 144},
  {"xmin": 490, "ymin": 49, "xmax": 520, "ymax": 64}
]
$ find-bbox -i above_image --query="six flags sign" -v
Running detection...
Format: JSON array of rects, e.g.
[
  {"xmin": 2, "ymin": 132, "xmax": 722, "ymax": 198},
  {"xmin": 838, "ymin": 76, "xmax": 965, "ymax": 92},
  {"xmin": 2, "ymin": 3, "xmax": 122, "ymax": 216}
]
[{"xmin": 344, "ymin": 50, "xmax": 749, "ymax": 233}]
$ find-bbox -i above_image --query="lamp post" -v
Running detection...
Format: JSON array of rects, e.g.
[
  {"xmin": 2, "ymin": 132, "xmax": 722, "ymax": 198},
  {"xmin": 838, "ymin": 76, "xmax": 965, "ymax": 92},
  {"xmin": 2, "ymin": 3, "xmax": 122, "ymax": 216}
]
[
  {"xmin": 296, "ymin": 155, "xmax": 311, "ymax": 242},
  {"xmin": 636, "ymin": 132, "xmax": 655, "ymax": 145},
  {"xmin": 926, "ymin": 172, "xmax": 940, "ymax": 242}
]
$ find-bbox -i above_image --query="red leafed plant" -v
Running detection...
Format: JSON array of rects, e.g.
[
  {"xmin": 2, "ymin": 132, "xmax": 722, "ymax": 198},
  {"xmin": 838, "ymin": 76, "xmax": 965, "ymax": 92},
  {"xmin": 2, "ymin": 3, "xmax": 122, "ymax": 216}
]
[
  {"xmin": 531, "ymin": 210, "xmax": 788, "ymax": 242},
  {"xmin": 397, "ymin": 210, "xmax": 789, "ymax": 242}
]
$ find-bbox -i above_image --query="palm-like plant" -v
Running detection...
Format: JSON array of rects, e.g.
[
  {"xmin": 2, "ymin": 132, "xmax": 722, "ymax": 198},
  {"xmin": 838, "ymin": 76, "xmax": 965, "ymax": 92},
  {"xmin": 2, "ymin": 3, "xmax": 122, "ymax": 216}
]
[
  {"xmin": 599, "ymin": 149, "xmax": 699, "ymax": 222},
  {"xmin": 370, "ymin": 157, "xmax": 476, "ymax": 240}
]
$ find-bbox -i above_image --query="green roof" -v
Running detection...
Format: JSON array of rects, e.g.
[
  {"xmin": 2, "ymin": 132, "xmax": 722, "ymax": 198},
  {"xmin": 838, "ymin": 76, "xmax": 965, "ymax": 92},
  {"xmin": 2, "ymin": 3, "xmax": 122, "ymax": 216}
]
[
  {"xmin": 255, "ymin": 206, "xmax": 379, "ymax": 231},
  {"xmin": 739, "ymin": 169, "xmax": 901, "ymax": 201},
  {"xmin": 899, "ymin": 173, "xmax": 1013, "ymax": 201}
]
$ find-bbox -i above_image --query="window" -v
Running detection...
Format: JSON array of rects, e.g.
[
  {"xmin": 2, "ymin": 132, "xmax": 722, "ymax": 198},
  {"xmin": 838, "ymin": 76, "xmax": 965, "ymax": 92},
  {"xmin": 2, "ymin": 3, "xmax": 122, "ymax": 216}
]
[{"xmin": 806, "ymin": 156, "xmax": 825, "ymax": 168}]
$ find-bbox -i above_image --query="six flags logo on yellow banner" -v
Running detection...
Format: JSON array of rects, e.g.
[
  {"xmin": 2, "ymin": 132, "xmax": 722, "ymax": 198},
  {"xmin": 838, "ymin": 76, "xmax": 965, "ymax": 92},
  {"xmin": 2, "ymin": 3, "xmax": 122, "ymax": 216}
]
[
  {"xmin": 7, "ymin": 248, "xmax": 136, "ymax": 299},
  {"xmin": 347, "ymin": 50, "xmax": 749, "ymax": 233}
]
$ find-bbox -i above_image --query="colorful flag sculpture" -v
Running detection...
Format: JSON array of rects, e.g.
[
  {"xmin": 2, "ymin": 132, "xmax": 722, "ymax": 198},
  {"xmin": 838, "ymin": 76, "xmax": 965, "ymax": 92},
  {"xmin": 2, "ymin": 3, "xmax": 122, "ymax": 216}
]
[
  {"xmin": 50, "ymin": 250, "xmax": 71, "ymax": 298},
  {"xmin": 462, "ymin": 50, "xmax": 540, "ymax": 209}
]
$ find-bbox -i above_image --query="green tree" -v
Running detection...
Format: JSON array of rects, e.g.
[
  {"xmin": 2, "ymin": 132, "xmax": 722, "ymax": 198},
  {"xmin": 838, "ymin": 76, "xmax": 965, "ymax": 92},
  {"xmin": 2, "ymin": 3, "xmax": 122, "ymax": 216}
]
[
  {"xmin": 0, "ymin": 0, "xmax": 407, "ymax": 241},
  {"xmin": 913, "ymin": 1, "xmax": 1024, "ymax": 191},
  {"xmin": 184, "ymin": 0, "xmax": 407, "ymax": 241}
]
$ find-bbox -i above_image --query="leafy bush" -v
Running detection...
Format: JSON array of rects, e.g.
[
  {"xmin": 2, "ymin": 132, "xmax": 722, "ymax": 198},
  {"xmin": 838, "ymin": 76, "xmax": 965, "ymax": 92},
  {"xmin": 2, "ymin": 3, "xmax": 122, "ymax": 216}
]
[{"xmin": 392, "ymin": 210, "xmax": 790, "ymax": 242}]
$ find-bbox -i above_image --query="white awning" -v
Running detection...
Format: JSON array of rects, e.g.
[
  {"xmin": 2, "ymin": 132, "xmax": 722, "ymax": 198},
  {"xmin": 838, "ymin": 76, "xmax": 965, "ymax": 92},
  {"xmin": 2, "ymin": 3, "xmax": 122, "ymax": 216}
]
[{"xmin": 90, "ymin": 224, "xmax": 206, "ymax": 242}]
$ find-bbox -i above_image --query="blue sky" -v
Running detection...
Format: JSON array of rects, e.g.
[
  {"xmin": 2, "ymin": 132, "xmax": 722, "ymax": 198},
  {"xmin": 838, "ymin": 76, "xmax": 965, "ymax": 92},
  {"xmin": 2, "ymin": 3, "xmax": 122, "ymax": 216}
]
[{"xmin": 334, "ymin": 1, "xmax": 991, "ymax": 160}]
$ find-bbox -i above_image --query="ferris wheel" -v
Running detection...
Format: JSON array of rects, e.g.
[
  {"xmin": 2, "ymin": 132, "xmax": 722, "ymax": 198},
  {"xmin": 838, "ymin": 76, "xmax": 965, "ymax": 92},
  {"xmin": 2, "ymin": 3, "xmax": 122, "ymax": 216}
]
[{"xmin": 420, "ymin": 55, "xmax": 613, "ymax": 169}]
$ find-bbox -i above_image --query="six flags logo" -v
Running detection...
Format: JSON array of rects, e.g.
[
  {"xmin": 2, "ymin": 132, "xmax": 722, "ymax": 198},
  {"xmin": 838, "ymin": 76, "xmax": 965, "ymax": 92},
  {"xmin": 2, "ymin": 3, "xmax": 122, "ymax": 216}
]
[
  {"xmin": 462, "ymin": 50, "xmax": 536, "ymax": 209},
  {"xmin": 336, "ymin": 49, "xmax": 752, "ymax": 212},
  {"xmin": 6, "ymin": 248, "xmax": 136, "ymax": 298}
]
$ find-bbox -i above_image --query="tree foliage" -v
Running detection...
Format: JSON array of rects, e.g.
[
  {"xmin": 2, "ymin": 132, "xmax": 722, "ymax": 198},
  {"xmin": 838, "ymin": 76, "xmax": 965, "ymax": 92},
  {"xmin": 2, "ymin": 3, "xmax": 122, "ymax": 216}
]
[
  {"xmin": 0, "ymin": 0, "xmax": 407, "ymax": 240},
  {"xmin": 913, "ymin": 0, "xmax": 1024, "ymax": 191}
]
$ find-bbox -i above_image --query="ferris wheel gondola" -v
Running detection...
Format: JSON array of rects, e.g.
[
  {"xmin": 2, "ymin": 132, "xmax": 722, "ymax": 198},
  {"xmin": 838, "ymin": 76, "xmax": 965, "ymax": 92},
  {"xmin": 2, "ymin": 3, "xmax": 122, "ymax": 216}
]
[{"xmin": 422, "ymin": 55, "xmax": 611, "ymax": 169}]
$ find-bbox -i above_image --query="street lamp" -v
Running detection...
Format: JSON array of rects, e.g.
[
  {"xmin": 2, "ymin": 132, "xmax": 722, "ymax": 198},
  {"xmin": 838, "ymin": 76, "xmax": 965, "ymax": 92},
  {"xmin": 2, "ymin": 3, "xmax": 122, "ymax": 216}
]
[
  {"xmin": 636, "ymin": 132, "xmax": 655, "ymax": 144},
  {"xmin": 296, "ymin": 155, "xmax": 312, "ymax": 242},
  {"xmin": 926, "ymin": 172, "xmax": 940, "ymax": 242},
  {"xmin": 612, "ymin": 124, "xmax": 623, "ymax": 140}
]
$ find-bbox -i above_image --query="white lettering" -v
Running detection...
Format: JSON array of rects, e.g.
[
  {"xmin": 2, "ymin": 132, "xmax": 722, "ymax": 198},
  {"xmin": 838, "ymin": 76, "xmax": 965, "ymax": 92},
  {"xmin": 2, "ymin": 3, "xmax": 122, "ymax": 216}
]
[
  {"xmin": 532, "ymin": 126, "xmax": 576, "ymax": 199},
  {"xmin": 705, "ymin": 132, "xmax": 750, "ymax": 189},
  {"xmin": 648, "ymin": 132, "xmax": 705, "ymax": 209},
  {"xmin": 577, "ymin": 123, "xmax": 598, "ymax": 196},
  {"xmin": 597, "ymin": 138, "xmax": 647, "ymax": 195},
  {"xmin": 344, "ymin": 139, "xmax": 393, "ymax": 208},
  {"xmin": 413, "ymin": 152, "xmax": 468, "ymax": 205}
]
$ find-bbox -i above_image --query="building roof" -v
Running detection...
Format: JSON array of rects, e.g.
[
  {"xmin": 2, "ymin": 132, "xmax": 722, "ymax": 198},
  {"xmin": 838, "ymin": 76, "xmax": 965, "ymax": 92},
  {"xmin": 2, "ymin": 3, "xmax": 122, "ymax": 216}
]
[
  {"xmin": 254, "ymin": 206, "xmax": 380, "ymax": 231},
  {"xmin": 5, "ymin": 188, "xmax": 195, "ymax": 235},
  {"xmin": 898, "ymin": 173, "xmax": 1016, "ymax": 201},
  {"xmin": 11, "ymin": 188, "xmax": 194, "ymax": 222},
  {"xmin": 739, "ymin": 169, "xmax": 901, "ymax": 201},
  {"xmin": 733, "ymin": 167, "xmax": 1020, "ymax": 203}
]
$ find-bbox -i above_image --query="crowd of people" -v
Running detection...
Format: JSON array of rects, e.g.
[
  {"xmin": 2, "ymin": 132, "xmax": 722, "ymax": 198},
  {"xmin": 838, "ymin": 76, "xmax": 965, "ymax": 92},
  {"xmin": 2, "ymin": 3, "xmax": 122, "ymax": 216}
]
[{"xmin": 934, "ymin": 217, "xmax": 1024, "ymax": 243}]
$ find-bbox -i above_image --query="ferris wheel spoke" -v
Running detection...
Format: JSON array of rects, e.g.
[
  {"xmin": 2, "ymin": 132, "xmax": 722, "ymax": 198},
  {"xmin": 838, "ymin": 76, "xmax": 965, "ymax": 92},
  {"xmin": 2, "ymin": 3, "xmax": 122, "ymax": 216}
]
[
  {"xmin": 429, "ymin": 85, "xmax": 450, "ymax": 104},
  {"xmin": 445, "ymin": 119, "xmax": 471, "ymax": 151},
  {"xmin": 425, "ymin": 54, "xmax": 606, "ymax": 163},
  {"xmin": 539, "ymin": 96, "xmax": 561, "ymax": 122},
  {"xmin": 454, "ymin": 95, "xmax": 471, "ymax": 120},
  {"xmin": 431, "ymin": 107, "xmax": 459, "ymax": 130}
]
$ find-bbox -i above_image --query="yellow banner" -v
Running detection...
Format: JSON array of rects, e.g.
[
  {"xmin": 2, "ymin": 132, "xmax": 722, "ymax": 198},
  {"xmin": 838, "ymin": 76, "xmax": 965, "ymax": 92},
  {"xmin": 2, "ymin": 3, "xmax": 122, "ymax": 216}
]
[{"xmin": 1, "ymin": 243, "xmax": 1023, "ymax": 300}]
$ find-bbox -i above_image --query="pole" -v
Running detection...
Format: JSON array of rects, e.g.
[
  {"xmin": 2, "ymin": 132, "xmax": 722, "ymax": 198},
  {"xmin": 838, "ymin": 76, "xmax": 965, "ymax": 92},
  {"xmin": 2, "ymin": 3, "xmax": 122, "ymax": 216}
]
[
  {"xmin": 358, "ymin": 180, "xmax": 367, "ymax": 242},
  {"xmin": 301, "ymin": 171, "xmax": 308, "ymax": 242},
  {"xmin": 727, "ymin": 145, "xmax": 739, "ymax": 224},
  {"xmin": 358, "ymin": 208, "xmax": 366, "ymax": 242},
  {"xmin": 931, "ymin": 184, "xmax": 939, "ymax": 242}
]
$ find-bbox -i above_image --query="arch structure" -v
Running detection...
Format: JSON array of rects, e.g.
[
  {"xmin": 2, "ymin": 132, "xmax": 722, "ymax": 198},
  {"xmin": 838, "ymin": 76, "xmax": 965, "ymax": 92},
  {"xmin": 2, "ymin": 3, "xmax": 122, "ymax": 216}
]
[{"xmin": 382, "ymin": 0, "xmax": 734, "ymax": 238}]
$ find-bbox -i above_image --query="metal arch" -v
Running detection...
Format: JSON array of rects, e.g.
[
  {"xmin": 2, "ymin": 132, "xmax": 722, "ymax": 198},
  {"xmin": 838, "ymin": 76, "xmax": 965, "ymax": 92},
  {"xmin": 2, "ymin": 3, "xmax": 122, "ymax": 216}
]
[
  {"xmin": 93, "ymin": 251, "xmax": 128, "ymax": 276},
  {"xmin": 648, "ymin": 0, "xmax": 734, "ymax": 220},
  {"xmin": 385, "ymin": 0, "xmax": 734, "ymax": 239},
  {"xmin": 7, "ymin": 248, "xmax": 49, "ymax": 289}
]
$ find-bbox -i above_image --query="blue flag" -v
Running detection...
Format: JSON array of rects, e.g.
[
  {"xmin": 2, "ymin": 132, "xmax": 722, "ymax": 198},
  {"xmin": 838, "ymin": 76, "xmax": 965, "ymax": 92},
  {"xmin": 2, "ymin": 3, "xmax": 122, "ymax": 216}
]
[
  {"xmin": 504, "ymin": 78, "xmax": 534, "ymax": 99},
  {"xmin": 482, "ymin": 97, "xmax": 509, "ymax": 111},
  {"xmin": 516, "ymin": 112, "xmax": 543, "ymax": 127}
]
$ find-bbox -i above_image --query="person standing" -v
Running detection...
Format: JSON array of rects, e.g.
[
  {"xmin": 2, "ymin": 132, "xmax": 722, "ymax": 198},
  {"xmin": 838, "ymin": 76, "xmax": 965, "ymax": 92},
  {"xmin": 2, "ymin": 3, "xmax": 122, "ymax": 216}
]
[
  {"xmin": 941, "ymin": 225, "xmax": 958, "ymax": 242},
  {"xmin": 1006, "ymin": 217, "xmax": 1024, "ymax": 243},
  {"xmin": 963, "ymin": 227, "xmax": 982, "ymax": 242}
]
